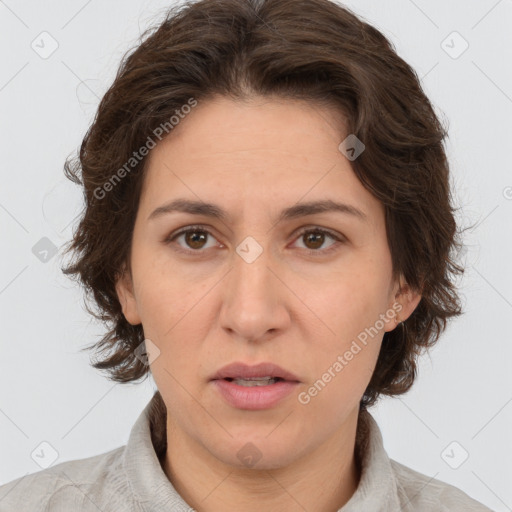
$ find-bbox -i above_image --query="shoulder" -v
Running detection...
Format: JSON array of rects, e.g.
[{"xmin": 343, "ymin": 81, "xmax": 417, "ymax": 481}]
[
  {"xmin": 390, "ymin": 459, "xmax": 494, "ymax": 512},
  {"xmin": 0, "ymin": 445, "xmax": 137, "ymax": 512}
]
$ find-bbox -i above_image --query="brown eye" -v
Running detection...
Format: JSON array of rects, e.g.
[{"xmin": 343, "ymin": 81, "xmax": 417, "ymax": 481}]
[
  {"xmin": 293, "ymin": 227, "xmax": 343, "ymax": 255},
  {"xmin": 165, "ymin": 225, "xmax": 219, "ymax": 253},
  {"xmin": 303, "ymin": 231, "xmax": 326, "ymax": 250},
  {"xmin": 184, "ymin": 230, "xmax": 208, "ymax": 249}
]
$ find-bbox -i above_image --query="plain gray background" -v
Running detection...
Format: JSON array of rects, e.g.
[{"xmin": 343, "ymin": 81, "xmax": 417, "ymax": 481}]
[{"xmin": 1, "ymin": 0, "xmax": 511, "ymax": 510}]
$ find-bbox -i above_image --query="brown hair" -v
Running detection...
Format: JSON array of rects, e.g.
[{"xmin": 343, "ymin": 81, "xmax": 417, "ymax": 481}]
[{"xmin": 61, "ymin": 0, "xmax": 465, "ymax": 408}]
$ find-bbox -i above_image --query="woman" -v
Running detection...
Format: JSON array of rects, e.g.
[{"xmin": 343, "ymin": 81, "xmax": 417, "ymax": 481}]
[{"xmin": 0, "ymin": 0, "xmax": 494, "ymax": 510}]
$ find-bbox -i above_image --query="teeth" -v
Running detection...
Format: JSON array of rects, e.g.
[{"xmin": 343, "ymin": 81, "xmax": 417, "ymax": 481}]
[{"xmin": 232, "ymin": 377, "xmax": 278, "ymax": 386}]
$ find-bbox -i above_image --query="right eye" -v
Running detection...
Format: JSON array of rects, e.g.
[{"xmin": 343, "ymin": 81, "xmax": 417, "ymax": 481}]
[{"xmin": 164, "ymin": 225, "xmax": 222, "ymax": 254}]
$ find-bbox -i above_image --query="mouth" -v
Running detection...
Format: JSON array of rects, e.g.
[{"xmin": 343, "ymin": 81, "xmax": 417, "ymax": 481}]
[
  {"xmin": 210, "ymin": 362, "xmax": 301, "ymax": 410},
  {"xmin": 221, "ymin": 376, "xmax": 286, "ymax": 386},
  {"xmin": 210, "ymin": 361, "xmax": 301, "ymax": 383}
]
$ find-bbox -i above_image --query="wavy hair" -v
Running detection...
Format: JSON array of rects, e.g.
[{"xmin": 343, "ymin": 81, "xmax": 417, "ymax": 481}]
[{"xmin": 61, "ymin": 0, "xmax": 465, "ymax": 408}]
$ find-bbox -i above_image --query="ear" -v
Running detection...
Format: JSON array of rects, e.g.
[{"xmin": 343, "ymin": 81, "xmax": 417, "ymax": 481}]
[
  {"xmin": 384, "ymin": 276, "xmax": 422, "ymax": 333},
  {"xmin": 115, "ymin": 263, "xmax": 142, "ymax": 325}
]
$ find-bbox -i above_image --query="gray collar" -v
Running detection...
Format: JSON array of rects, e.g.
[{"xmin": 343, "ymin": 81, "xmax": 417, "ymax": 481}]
[{"xmin": 122, "ymin": 391, "xmax": 402, "ymax": 511}]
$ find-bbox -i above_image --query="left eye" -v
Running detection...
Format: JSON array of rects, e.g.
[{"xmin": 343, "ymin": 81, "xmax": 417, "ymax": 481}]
[{"xmin": 293, "ymin": 228, "xmax": 342, "ymax": 254}]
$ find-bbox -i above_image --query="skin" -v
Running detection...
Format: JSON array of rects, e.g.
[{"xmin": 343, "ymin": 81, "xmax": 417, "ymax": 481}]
[{"xmin": 116, "ymin": 95, "xmax": 422, "ymax": 512}]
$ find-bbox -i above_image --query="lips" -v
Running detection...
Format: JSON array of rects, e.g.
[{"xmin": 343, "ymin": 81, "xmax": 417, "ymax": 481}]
[
  {"xmin": 210, "ymin": 362, "xmax": 300, "ymax": 382},
  {"xmin": 210, "ymin": 362, "xmax": 301, "ymax": 410}
]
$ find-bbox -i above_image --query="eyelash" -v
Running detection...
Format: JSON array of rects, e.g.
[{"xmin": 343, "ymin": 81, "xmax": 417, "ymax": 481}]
[{"xmin": 164, "ymin": 224, "xmax": 345, "ymax": 257}]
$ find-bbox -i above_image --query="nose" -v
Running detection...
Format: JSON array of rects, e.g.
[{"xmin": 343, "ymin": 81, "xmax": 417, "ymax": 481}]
[{"xmin": 218, "ymin": 243, "xmax": 291, "ymax": 344}]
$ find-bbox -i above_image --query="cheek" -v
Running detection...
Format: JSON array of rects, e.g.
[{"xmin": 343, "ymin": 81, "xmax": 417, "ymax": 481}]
[
  {"xmin": 132, "ymin": 251, "xmax": 199, "ymax": 331},
  {"xmin": 309, "ymin": 267, "xmax": 390, "ymax": 342},
  {"xmin": 132, "ymin": 262, "xmax": 216, "ymax": 374},
  {"xmin": 299, "ymin": 332, "xmax": 383, "ymax": 418},
  {"xmin": 299, "ymin": 260, "xmax": 389, "ymax": 389}
]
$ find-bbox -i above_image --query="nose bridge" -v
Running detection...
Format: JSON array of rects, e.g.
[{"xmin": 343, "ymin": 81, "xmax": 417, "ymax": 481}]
[
  {"xmin": 233, "ymin": 240, "xmax": 273, "ymax": 299},
  {"xmin": 219, "ymin": 237, "xmax": 288, "ymax": 341}
]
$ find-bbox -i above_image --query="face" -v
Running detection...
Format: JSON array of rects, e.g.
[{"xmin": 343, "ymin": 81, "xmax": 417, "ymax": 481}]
[{"xmin": 116, "ymin": 95, "xmax": 420, "ymax": 470}]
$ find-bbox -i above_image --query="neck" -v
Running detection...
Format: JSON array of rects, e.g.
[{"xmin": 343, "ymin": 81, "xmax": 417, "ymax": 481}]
[{"xmin": 162, "ymin": 408, "xmax": 362, "ymax": 512}]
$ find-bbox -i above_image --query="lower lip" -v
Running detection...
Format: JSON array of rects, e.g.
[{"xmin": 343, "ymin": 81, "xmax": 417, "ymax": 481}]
[{"xmin": 212, "ymin": 379, "xmax": 299, "ymax": 410}]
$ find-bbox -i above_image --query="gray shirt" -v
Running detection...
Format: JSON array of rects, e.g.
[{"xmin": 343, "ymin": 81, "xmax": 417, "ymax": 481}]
[{"xmin": 0, "ymin": 391, "xmax": 493, "ymax": 511}]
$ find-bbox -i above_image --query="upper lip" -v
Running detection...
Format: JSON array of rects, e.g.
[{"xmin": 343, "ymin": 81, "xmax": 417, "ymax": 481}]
[{"xmin": 211, "ymin": 362, "xmax": 300, "ymax": 382}]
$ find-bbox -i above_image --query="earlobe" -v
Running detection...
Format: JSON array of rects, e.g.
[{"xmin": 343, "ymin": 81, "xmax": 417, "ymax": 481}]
[
  {"xmin": 392, "ymin": 281, "xmax": 422, "ymax": 329},
  {"xmin": 384, "ymin": 278, "xmax": 422, "ymax": 332},
  {"xmin": 115, "ymin": 264, "xmax": 142, "ymax": 326}
]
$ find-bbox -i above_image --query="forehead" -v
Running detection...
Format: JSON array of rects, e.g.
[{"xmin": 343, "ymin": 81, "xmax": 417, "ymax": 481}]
[
  {"xmin": 140, "ymin": 96, "xmax": 382, "ymax": 224},
  {"xmin": 155, "ymin": 95, "xmax": 346, "ymax": 160}
]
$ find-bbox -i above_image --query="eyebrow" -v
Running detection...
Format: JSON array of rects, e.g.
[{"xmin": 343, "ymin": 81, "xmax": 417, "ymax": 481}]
[{"xmin": 147, "ymin": 198, "xmax": 368, "ymax": 223}]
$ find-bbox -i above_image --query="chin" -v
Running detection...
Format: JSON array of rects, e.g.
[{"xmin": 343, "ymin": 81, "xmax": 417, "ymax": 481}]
[{"xmin": 208, "ymin": 435, "xmax": 306, "ymax": 471}]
